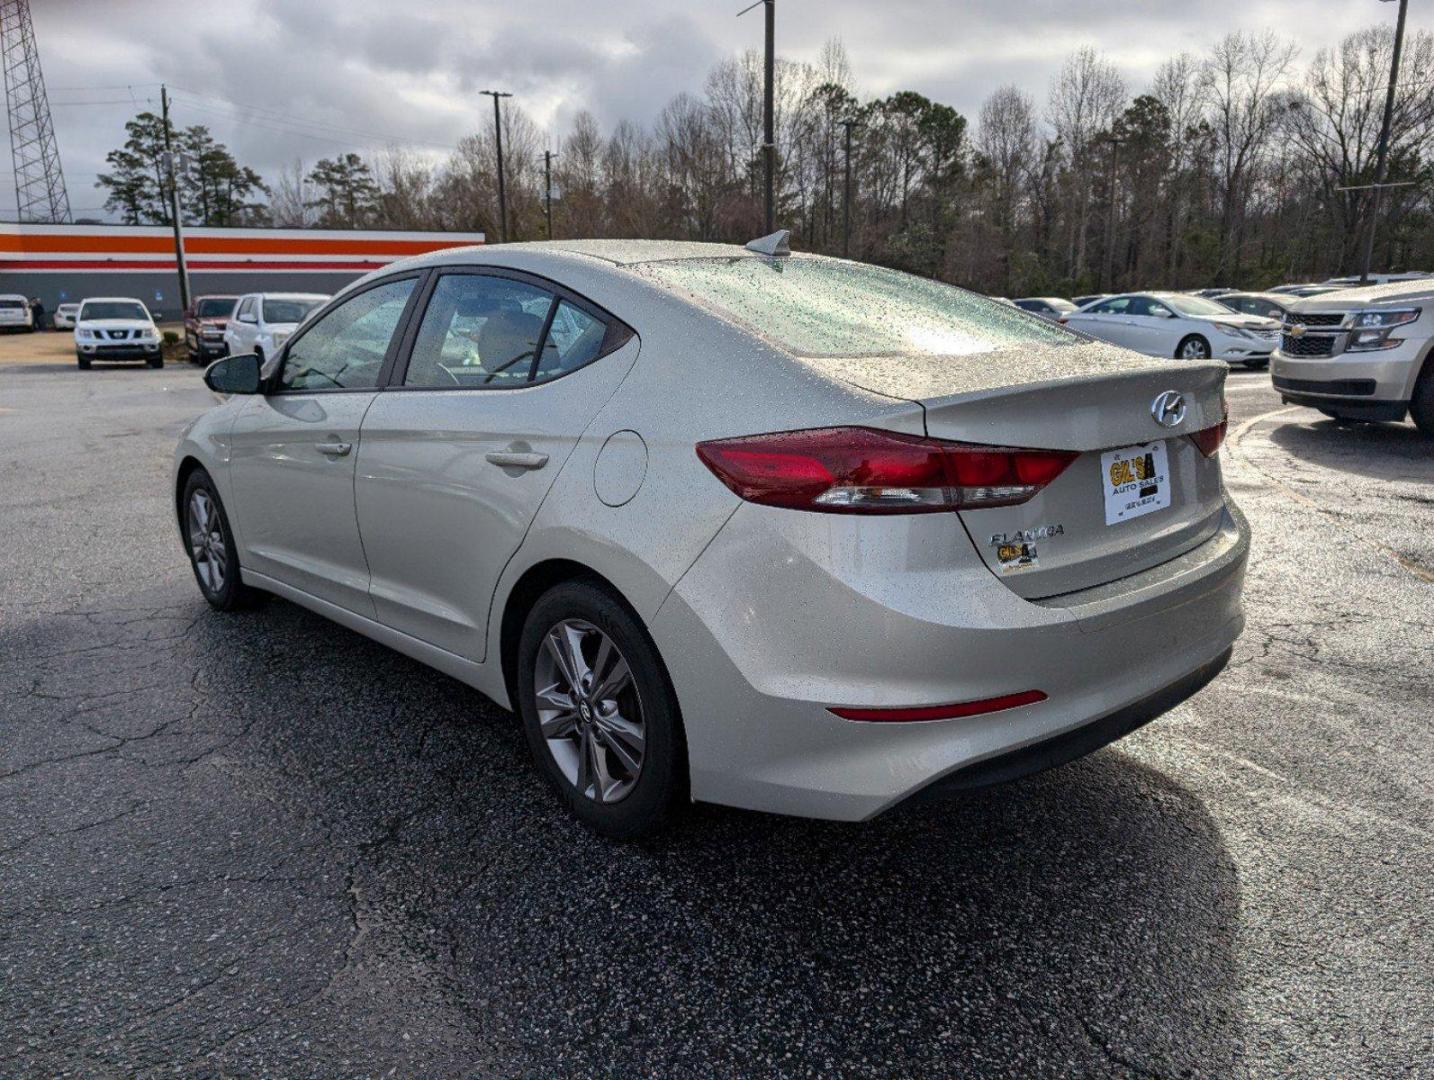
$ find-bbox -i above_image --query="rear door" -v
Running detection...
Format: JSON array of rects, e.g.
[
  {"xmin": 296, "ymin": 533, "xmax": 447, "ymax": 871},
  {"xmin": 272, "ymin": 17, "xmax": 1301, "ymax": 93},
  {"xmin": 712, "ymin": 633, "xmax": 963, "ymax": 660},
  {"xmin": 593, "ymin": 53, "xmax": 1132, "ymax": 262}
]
[
  {"xmin": 354, "ymin": 270, "xmax": 638, "ymax": 661},
  {"xmin": 1122, "ymin": 296, "xmax": 1179, "ymax": 356}
]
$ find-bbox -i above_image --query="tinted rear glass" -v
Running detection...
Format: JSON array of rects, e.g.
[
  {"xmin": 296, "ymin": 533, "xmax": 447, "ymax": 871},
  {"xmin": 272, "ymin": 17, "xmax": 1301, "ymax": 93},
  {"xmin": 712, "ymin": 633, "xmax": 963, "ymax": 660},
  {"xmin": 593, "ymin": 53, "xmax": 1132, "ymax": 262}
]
[
  {"xmin": 196, "ymin": 298, "xmax": 235, "ymax": 317},
  {"xmin": 0, "ymin": 299, "xmax": 25, "ymax": 309},
  {"xmin": 263, "ymin": 299, "xmax": 324, "ymax": 323},
  {"xmin": 638, "ymin": 256, "xmax": 1076, "ymax": 357}
]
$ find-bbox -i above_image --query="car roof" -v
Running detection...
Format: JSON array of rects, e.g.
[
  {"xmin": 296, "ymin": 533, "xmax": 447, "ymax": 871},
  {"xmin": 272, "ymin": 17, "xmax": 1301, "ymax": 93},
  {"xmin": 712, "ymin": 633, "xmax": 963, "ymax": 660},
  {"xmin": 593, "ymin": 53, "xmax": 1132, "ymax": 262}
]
[
  {"xmin": 0, "ymin": 293, "xmax": 29, "ymax": 301},
  {"xmin": 80, "ymin": 296, "xmax": 148, "ymax": 305},
  {"xmin": 252, "ymin": 292, "xmax": 330, "ymax": 300}
]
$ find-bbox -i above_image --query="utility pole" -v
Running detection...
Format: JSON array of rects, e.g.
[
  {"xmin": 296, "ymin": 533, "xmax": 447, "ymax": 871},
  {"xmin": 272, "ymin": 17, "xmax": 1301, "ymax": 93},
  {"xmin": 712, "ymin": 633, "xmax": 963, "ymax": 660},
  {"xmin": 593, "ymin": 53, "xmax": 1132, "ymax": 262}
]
[
  {"xmin": 840, "ymin": 118, "xmax": 859, "ymax": 258},
  {"xmin": 1360, "ymin": 0, "xmax": 1409, "ymax": 284},
  {"xmin": 481, "ymin": 89, "xmax": 512, "ymax": 242},
  {"xmin": 738, "ymin": 0, "xmax": 775, "ymax": 233},
  {"xmin": 159, "ymin": 85, "xmax": 190, "ymax": 313},
  {"xmin": 1101, "ymin": 135, "xmax": 1124, "ymax": 292},
  {"xmin": 544, "ymin": 150, "xmax": 555, "ymax": 240}
]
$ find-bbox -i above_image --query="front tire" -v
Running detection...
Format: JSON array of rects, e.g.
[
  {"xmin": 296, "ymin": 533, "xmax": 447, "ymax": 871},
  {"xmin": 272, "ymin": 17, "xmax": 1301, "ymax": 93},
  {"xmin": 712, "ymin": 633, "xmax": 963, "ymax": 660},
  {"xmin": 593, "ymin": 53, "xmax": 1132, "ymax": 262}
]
[
  {"xmin": 181, "ymin": 469, "xmax": 261, "ymax": 611},
  {"xmin": 1410, "ymin": 362, "xmax": 1434, "ymax": 437},
  {"xmin": 516, "ymin": 580, "xmax": 686, "ymax": 838},
  {"xmin": 76, "ymin": 352, "xmax": 90, "ymax": 370},
  {"xmin": 1176, "ymin": 334, "xmax": 1212, "ymax": 360}
]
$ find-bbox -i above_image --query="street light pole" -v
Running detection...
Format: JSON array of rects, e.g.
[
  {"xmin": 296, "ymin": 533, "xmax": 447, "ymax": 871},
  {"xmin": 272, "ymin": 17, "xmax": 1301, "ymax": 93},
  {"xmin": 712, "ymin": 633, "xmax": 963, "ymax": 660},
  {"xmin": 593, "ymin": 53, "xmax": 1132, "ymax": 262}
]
[
  {"xmin": 738, "ymin": 0, "xmax": 775, "ymax": 234},
  {"xmin": 159, "ymin": 85, "xmax": 190, "ymax": 314},
  {"xmin": 840, "ymin": 118, "xmax": 859, "ymax": 258},
  {"xmin": 1360, "ymin": 0, "xmax": 1409, "ymax": 284},
  {"xmin": 481, "ymin": 90, "xmax": 513, "ymax": 242},
  {"xmin": 544, "ymin": 150, "xmax": 556, "ymax": 240}
]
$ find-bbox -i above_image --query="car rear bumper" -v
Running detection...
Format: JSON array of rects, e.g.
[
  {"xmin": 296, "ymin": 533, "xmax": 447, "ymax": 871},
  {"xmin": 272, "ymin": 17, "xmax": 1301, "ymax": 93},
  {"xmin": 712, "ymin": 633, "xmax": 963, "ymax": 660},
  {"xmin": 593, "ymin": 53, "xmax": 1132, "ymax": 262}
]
[{"xmin": 652, "ymin": 499, "xmax": 1248, "ymax": 821}]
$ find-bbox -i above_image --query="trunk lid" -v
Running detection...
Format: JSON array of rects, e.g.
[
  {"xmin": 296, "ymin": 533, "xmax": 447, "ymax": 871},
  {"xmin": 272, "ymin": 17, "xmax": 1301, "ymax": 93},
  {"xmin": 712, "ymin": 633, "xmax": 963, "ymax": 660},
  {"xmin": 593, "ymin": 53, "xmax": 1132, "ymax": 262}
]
[{"xmin": 802, "ymin": 341, "xmax": 1229, "ymax": 599}]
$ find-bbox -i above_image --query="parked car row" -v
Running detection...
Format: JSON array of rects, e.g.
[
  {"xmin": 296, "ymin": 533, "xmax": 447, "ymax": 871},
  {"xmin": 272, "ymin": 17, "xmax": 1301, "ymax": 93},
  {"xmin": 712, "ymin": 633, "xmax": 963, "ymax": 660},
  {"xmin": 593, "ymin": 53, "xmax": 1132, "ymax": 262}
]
[
  {"xmin": 65, "ymin": 291, "xmax": 331, "ymax": 372},
  {"xmin": 997, "ymin": 271, "xmax": 1431, "ymax": 370}
]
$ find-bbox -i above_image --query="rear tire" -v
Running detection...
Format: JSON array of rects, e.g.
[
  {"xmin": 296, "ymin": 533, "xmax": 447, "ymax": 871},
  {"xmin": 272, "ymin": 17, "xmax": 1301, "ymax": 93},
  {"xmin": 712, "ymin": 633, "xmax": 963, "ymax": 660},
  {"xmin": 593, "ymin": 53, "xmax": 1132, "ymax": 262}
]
[
  {"xmin": 181, "ymin": 469, "xmax": 262, "ymax": 612},
  {"xmin": 1176, "ymin": 335, "xmax": 1212, "ymax": 360},
  {"xmin": 516, "ymin": 580, "xmax": 686, "ymax": 838},
  {"xmin": 1410, "ymin": 363, "xmax": 1434, "ymax": 437},
  {"xmin": 147, "ymin": 354, "xmax": 163, "ymax": 369}
]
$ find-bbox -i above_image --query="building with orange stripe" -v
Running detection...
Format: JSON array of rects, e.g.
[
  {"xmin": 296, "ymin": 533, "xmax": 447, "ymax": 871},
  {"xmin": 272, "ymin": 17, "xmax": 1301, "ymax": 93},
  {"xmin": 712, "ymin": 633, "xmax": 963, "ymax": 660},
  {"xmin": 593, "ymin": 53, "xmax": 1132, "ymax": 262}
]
[{"xmin": 0, "ymin": 223, "xmax": 485, "ymax": 319}]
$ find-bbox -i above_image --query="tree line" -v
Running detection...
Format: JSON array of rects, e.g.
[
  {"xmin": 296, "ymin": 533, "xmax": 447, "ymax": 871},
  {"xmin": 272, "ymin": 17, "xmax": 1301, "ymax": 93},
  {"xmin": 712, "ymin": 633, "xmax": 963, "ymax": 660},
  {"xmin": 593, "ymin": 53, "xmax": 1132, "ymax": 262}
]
[{"xmin": 96, "ymin": 24, "xmax": 1434, "ymax": 294}]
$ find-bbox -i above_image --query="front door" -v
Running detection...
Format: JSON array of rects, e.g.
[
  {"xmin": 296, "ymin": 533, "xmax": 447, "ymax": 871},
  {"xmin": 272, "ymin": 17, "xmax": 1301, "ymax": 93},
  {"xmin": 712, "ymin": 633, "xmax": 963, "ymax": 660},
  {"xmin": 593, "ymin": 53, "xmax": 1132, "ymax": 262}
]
[
  {"xmin": 355, "ymin": 270, "xmax": 637, "ymax": 661},
  {"xmin": 226, "ymin": 276, "xmax": 419, "ymax": 615}
]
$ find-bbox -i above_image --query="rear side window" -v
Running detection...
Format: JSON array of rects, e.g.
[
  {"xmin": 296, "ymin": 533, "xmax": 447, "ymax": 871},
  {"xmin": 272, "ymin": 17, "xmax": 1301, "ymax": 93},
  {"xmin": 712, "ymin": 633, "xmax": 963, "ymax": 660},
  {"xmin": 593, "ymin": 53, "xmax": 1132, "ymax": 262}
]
[
  {"xmin": 637, "ymin": 256, "xmax": 1075, "ymax": 358},
  {"xmin": 404, "ymin": 274, "xmax": 558, "ymax": 388},
  {"xmin": 278, "ymin": 278, "xmax": 415, "ymax": 391}
]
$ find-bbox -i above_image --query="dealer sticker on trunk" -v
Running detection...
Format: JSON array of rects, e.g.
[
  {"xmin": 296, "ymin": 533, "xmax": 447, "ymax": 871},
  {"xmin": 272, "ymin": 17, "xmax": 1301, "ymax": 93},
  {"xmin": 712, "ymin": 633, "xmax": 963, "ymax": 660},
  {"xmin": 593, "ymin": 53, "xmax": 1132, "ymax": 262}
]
[{"xmin": 1101, "ymin": 440, "xmax": 1171, "ymax": 525}]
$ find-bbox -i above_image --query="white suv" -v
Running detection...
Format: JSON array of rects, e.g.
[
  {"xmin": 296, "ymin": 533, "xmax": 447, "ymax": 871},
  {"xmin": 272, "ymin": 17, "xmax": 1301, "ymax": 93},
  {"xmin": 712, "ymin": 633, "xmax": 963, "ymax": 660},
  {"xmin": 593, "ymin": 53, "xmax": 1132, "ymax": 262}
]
[
  {"xmin": 223, "ymin": 292, "xmax": 328, "ymax": 366},
  {"xmin": 1272, "ymin": 279, "xmax": 1434, "ymax": 435},
  {"xmin": 0, "ymin": 294, "xmax": 34, "ymax": 332},
  {"xmin": 73, "ymin": 297, "xmax": 162, "ymax": 369}
]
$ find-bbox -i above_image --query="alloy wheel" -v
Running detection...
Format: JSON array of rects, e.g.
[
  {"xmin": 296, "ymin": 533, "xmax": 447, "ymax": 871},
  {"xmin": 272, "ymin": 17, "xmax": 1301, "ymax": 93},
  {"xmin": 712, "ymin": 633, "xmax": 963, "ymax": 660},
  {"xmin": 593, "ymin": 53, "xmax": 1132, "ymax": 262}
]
[
  {"xmin": 187, "ymin": 489, "xmax": 227, "ymax": 593},
  {"xmin": 1180, "ymin": 337, "xmax": 1211, "ymax": 359},
  {"xmin": 533, "ymin": 619, "xmax": 646, "ymax": 803}
]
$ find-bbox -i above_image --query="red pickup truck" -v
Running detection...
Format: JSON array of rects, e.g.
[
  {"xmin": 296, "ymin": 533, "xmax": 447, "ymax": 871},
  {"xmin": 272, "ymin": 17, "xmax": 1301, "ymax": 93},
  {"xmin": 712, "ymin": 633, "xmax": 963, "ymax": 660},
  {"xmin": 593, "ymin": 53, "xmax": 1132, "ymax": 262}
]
[{"xmin": 183, "ymin": 295, "xmax": 239, "ymax": 365}]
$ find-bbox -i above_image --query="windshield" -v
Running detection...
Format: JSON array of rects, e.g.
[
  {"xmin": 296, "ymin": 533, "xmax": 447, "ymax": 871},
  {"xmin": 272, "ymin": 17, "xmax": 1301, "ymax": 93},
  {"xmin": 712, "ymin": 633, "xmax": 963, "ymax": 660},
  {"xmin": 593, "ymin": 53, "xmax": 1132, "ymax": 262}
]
[
  {"xmin": 0, "ymin": 299, "xmax": 25, "ymax": 309},
  {"xmin": 80, "ymin": 301, "xmax": 148, "ymax": 321},
  {"xmin": 638, "ymin": 256, "xmax": 1077, "ymax": 357},
  {"xmin": 263, "ymin": 299, "xmax": 323, "ymax": 324},
  {"xmin": 196, "ymin": 298, "xmax": 235, "ymax": 318},
  {"xmin": 1164, "ymin": 295, "xmax": 1236, "ymax": 317}
]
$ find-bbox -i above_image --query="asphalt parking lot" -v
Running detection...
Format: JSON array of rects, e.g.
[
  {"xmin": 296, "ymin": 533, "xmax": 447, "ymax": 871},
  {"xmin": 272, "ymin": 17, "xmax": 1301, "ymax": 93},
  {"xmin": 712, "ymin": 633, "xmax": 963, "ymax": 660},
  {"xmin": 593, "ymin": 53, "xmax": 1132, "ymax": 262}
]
[{"xmin": 1, "ymin": 351, "xmax": 1430, "ymax": 1077}]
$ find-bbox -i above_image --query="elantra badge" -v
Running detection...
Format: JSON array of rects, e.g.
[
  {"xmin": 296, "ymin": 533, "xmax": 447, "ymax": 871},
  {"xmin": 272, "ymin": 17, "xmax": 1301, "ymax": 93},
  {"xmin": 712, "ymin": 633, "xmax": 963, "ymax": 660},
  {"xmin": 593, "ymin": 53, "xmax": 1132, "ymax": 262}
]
[{"xmin": 1151, "ymin": 390, "xmax": 1186, "ymax": 428}]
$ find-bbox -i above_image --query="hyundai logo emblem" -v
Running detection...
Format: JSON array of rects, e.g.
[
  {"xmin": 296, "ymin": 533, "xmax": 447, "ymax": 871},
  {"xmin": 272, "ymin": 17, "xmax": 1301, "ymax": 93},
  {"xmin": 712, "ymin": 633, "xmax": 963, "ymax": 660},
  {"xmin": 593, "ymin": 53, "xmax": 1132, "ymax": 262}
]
[{"xmin": 1151, "ymin": 390, "xmax": 1186, "ymax": 428}]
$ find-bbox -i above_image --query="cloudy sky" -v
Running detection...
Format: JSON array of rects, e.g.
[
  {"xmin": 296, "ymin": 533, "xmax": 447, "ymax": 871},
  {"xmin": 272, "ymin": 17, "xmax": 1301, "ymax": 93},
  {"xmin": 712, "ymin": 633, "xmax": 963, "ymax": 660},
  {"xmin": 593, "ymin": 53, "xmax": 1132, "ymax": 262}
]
[{"xmin": 18, "ymin": 0, "xmax": 1423, "ymax": 221}]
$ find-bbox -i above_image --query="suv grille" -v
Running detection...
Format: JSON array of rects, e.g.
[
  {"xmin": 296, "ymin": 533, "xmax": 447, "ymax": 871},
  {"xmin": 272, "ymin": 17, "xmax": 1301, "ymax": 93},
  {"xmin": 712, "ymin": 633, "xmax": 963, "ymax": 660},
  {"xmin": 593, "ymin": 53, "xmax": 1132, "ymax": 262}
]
[
  {"xmin": 1281, "ymin": 333, "xmax": 1336, "ymax": 357},
  {"xmin": 1296, "ymin": 312, "xmax": 1345, "ymax": 327}
]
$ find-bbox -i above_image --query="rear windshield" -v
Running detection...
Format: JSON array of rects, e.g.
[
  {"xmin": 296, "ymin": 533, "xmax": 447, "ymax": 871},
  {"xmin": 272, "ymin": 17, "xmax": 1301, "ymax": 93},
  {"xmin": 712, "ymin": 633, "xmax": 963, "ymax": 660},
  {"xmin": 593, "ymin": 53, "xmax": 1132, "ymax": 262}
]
[
  {"xmin": 196, "ymin": 298, "xmax": 235, "ymax": 318},
  {"xmin": 264, "ymin": 299, "xmax": 323, "ymax": 324},
  {"xmin": 80, "ymin": 301, "xmax": 147, "ymax": 321},
  {"xmin": 637, "ymin": 256, "xmax": 1077, "ymax": 357},
  {"xmin": 0, "ymin": 299, "xmax": 24, "ymax": 309}
]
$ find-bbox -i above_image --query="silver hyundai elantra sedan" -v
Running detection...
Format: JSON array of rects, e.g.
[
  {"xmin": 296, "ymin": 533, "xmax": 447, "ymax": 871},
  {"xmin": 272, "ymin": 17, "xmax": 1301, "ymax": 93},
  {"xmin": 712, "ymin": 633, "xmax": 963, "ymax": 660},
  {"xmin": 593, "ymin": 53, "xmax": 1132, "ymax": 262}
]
[{"xmin": 174, "ymin": 236, "xmax": 1247, "ymax": 837}]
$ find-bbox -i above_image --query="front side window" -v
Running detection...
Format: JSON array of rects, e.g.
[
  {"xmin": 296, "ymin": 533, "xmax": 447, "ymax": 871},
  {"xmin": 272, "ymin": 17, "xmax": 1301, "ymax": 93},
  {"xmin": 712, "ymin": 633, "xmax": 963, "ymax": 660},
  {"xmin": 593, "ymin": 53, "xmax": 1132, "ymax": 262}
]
[
  {"xmin": 278, "ymin": 278, "xmax": 415, "ymax": 391},
  {"xmin": 236, "ymin": 297, "xmax": 256, "ymax": 320},
  {"xmin": 638, "ymin": 255, "xmax": 1074, "ymax": 358},
  {"xmin": 404, "ymin": 274, "xmax": 561, "ymax": 388}
]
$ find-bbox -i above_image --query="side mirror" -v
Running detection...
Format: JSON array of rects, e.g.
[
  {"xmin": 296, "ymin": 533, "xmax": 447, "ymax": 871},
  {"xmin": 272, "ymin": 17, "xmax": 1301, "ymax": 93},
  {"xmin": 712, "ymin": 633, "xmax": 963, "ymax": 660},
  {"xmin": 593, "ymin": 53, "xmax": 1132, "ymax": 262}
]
[{"xmin": 204, "ymin": 352, "xmax": 262, "ymax": 395}]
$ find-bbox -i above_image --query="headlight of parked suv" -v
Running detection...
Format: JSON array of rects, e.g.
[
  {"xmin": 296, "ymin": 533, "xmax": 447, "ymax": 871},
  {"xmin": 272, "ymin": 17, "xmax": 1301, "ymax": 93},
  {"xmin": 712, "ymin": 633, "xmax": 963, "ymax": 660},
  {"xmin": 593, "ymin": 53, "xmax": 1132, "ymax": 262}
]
[
  {"xmin": 1348, "ymin": 308, "xmax": 1421, "ymax": 352},
  {"xmin": 77, "ymin": 328, "xmax": 95, "ymax": 340}
]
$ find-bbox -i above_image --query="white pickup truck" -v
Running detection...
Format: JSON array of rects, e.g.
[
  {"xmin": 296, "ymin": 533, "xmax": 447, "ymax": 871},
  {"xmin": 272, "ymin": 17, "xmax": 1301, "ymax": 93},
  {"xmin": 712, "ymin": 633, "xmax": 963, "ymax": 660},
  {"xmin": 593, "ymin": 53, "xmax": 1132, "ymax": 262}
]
[{"xmin": 1272, "ymin": 279, "xmax": 1434, "ymax": 436}]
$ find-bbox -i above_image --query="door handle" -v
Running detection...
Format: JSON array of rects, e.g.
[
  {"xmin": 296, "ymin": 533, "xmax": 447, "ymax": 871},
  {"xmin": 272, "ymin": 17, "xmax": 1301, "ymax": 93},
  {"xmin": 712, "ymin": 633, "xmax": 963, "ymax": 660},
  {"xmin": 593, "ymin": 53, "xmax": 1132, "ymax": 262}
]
[
  {"xmin": 485, "ymin": 450, "xmax": 549, "ymax": 470},
  {"xmin": 316, "ymin": 441, "xmax": 352, "ymax": 456}
]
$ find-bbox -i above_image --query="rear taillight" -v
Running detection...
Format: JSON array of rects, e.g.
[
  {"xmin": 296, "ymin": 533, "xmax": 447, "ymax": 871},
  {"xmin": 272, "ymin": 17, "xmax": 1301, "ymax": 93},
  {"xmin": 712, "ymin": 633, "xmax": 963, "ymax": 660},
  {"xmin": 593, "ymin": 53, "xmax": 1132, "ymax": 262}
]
[
  {"xmin": 1188, "ymin": 420, "xmax": 1227, "ymax": 458},
  {"xmin": 695, "ymin": 427, "xmax": 1078, "ymax": 514}
]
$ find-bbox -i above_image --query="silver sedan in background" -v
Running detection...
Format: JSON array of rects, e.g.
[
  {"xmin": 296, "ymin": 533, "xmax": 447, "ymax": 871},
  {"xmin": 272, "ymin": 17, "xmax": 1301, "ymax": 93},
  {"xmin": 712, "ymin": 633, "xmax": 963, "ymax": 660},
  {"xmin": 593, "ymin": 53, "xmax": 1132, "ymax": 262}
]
[{"xmin": 174, "ymin": 238, "xmax": 1247, "ymax": 836}]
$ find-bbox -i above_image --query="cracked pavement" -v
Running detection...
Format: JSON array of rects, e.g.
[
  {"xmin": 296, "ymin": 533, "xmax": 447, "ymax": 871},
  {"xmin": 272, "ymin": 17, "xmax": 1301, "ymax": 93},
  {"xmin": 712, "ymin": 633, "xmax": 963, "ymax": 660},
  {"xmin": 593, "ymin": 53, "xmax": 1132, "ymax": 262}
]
[{"xmin": 1, "ymin": 360, "xmax": 1430, "ymax": 1078}]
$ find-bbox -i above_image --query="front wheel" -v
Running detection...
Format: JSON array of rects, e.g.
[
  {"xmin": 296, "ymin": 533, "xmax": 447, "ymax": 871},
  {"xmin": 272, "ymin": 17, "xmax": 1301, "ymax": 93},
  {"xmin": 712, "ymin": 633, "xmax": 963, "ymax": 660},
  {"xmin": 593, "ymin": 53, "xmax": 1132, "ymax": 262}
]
[
  {"xmin": 1176, "ymin": 335, "xmax": 1212, "ymax": 360},
  {"xmin": 516, "ymin": 581, "xmax": 686, "ymax": 838},
  {"xmin": 181, "ymin": 469, "xmax": 261, "ymax": 611},
  {"xmin": 76, "ymin": 352, "xmax": 90, "ymax": 370},
  {"xmin": 1410, "ymin": 365, "xmax": 1434, "ymax": 437}
]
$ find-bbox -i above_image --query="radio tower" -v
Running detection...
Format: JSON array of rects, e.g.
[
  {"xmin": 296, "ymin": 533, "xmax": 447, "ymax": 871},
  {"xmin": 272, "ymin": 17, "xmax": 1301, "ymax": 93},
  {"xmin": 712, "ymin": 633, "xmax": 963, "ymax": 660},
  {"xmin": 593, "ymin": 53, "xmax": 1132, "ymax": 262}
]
[{"xmin": 0, "ymin": 0, "xmax": 70, "ymax": 222}]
